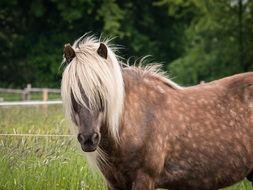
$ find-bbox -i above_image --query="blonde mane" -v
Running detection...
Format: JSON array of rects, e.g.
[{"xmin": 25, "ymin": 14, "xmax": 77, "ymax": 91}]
[{"xmin": 61, "ymin": 35, "xmax": 124, "ymax": 142}]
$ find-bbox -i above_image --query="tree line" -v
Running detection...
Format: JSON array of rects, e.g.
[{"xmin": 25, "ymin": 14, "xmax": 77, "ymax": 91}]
[{"xmin": 0, "ymin": 0, "xmax": 252, "ymax": 88}]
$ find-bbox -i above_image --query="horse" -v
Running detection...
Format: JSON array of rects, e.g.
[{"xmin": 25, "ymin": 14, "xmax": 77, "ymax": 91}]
[{"xmin": 61, "ymin": 35, "xmax": 253, "ymax": 190}]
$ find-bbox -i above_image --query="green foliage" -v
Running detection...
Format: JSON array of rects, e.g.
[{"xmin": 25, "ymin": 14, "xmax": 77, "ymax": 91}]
[
  {"xmin": 167, "ymin": 0, "xmax": 253, "ymax": 85},
  {"xmin": 97, "ymin": 0, "xmax": 125, "ymax": 36},
  {"xmin": 0, "ymin": 0, "xmax": 191, "ymax": 87},
  {"xmin": 0, "ymin": 0, "xmax": 252, "ymax": 87}
]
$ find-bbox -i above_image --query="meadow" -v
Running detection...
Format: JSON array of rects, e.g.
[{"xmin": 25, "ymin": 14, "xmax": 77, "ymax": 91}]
[
  {"xmin": 0, "ymin": 105, "xmax": 252, "ymax": 190},
  {"xmin": 0, "ymin": 105, "xmax": 106, "ymax": 190}
]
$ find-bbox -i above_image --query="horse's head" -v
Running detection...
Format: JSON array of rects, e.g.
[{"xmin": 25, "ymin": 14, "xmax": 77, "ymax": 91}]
[
  {"xmin": 65, "ymin": 41, "xmax": 107, "ymax": 152},
  {"xmin": 71, "ymin": 92, "xmax": 104, "ymax": 152},
  {"xmin": 61, "ymin": 35, "xmax": 124, "ymax": 152}
]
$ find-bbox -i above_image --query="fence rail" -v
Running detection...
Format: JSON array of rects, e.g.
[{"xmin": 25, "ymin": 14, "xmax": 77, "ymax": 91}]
[
  {"xmin": 0, "ymin": 88, "xmax": 23, "ymax": 93},
  {"xmin": 29, "ymin": 88, "xmax": 61, "ymax": 93},
  {"xmin": 0, "ymin": 100, "xmax": 62, "ymax": 106},
  {"xmin": 0, "ymin": 133, "xmax": 72, "ymax": 137},
  {"xmin": 0, "ymin": 84, "xmax": 61, "ymax": 101}
]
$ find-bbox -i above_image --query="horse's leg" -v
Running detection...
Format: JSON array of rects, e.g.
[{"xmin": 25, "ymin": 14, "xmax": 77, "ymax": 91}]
[{"xmin": 132, "ymin": 170, "xmax": 155, "ymax": 190}]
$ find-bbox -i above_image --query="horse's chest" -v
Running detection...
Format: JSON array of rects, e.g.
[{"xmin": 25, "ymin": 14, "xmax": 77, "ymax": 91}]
[{"xmin": 100, "ymin": 158, "xmax": 141, "ymax": 190}]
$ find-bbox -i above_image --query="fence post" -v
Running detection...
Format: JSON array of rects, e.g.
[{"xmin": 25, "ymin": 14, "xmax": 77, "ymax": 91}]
[
  {"xmin": 22, "ymin": 88, "xmax": 27, "ymax": 101},
  {"xmin": 42, "ymin": 88, "xmax": 48, "ymax": 101},
  {"xmin": 22, "ymin": 84, "xmax": 31, "ymax": 101},
  {"xmin": 26, "ymin": 84, "xmax": 31, "ymax": 100},
  {"xmin": 22, "ymin": 91, "xmax": 26, "ymax": 101}
]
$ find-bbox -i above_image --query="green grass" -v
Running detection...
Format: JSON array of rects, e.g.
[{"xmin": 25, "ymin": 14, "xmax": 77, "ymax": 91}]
[
  {"xmin": 0, "ymin": 105, "xmax": 252, "ymax": 190},
  {"xmin": 0, "ymin": 105, "xmax": 106, "ymax": 190}
]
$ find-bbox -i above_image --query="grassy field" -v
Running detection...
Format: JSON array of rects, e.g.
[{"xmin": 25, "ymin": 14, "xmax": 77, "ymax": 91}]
[
  {"xmin": 0, "ymin": 105, "xmax": 106, "ymax": 190},
  {"xmin": 0, "ymin": 105, "xmax": 252, "ymax": 190}
]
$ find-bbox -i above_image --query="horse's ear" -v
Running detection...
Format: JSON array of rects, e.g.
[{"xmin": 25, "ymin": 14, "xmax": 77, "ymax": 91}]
[
  {"xmin": 64, "ymin": 44, "xmax": 76, "ymax": 64},
  {"xmin": 97, "ymin": 43, "xmax": 107, "ymax": 59}
]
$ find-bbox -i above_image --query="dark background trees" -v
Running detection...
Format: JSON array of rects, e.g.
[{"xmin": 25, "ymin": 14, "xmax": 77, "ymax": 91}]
[{"xmin": 0, "ymin": 0, "xmax": 252, "ymax": 88}]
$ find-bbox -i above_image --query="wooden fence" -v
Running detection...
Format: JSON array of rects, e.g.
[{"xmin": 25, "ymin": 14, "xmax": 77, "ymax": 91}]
[{"xmin": 0, "ymin": 84, "xmax": 61, "ymax": 101}]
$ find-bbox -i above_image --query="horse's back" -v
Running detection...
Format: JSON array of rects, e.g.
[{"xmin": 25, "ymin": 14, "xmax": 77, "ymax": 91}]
[{"xmin": 185, "ymin": 72, "xmax": 253, "ymax": 119}]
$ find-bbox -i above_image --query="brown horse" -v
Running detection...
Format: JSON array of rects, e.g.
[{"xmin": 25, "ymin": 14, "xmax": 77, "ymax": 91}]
[{"xmin": 61, "ymin": 35, "xmax": 253, "ymax": 190}]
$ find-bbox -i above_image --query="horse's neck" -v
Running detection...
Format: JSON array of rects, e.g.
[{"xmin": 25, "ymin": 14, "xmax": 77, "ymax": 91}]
[
  {"xmin": 99, "ymin": 123, "xmax": 116, "ymax": 150},
  {"xmin": 98, "ymin": 68, "xmax": 181, "ymax": 157},
  {"xmin": 98, "ymin": 70, "xmax": 143, "ymax": 154}
]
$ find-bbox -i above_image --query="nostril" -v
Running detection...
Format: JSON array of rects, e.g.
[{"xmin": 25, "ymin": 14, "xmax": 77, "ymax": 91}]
[
  {"xmin": 77, "ymin": 133, "xmax": 84, "ymax": 143},
  {"xmin": 91, "ymin": 133, "xmax": 99, "ymax": 144}
]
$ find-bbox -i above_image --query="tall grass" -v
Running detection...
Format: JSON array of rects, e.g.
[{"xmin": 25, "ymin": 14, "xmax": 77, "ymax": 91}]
[
  {"xmin": 0, "ymin": 105, "xmax": 252, "ymax": 189},
  {"xmin": 0, "ymin": 105, "xmax": 106, "ymax": 190}
]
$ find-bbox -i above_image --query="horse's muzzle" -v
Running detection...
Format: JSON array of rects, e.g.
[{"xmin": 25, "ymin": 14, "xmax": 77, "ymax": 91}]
[{"xmin": 77, "ymin": 132, "xmax": 100, "ymax": 152}]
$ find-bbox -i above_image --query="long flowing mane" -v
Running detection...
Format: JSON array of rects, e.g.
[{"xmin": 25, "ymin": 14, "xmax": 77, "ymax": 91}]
[{"xmin": 61, "ymin": 35, "xmax": 124, "ymax": 141}]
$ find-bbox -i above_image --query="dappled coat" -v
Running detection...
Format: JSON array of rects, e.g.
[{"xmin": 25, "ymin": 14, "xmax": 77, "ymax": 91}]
[{"xmin": 61, "ymin": 35, "xmax": 253, "ymax": 190}]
